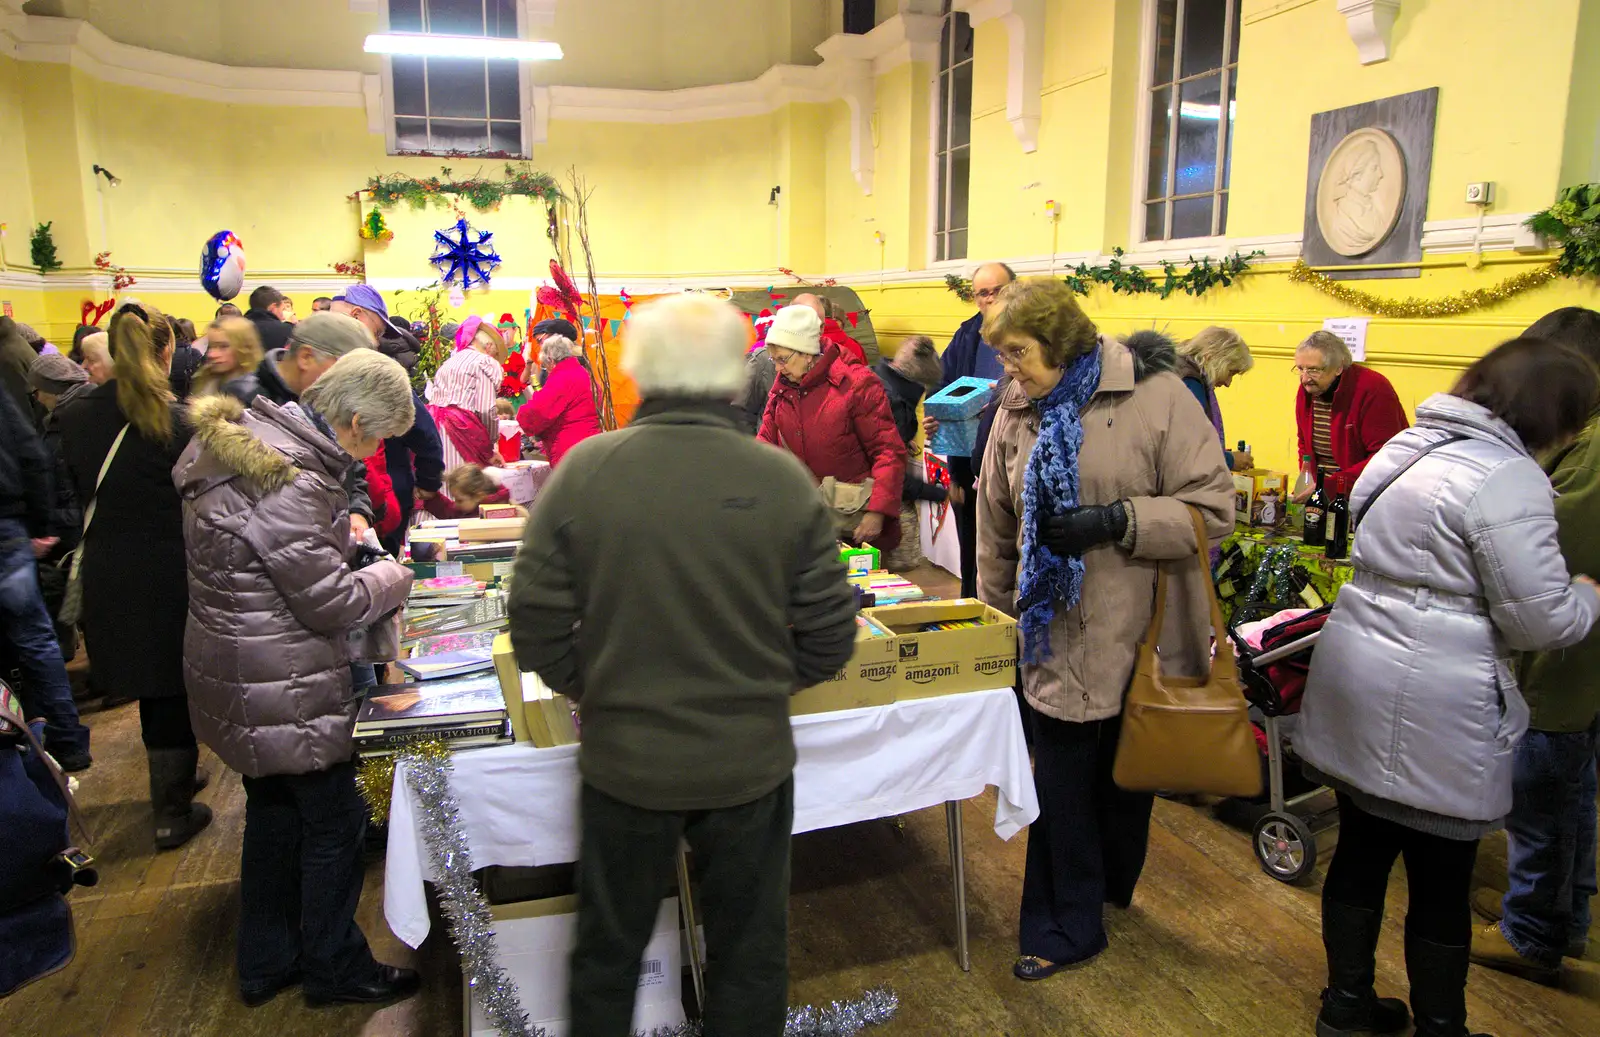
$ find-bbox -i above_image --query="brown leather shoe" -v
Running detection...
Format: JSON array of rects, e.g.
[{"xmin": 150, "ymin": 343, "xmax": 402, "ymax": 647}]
[
  {"xmin": 1469, "ymin": 922, "xmax": 1560, "ymax": 986},
  {"xmin": 1471, "ymin": 887, "xmax": 1504, "ymax": 923}
]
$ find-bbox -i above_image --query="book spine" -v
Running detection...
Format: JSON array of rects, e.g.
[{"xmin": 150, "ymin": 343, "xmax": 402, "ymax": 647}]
[{"xmin": 354, "ymin": 721, "xmax": 507, "ymax": 749}]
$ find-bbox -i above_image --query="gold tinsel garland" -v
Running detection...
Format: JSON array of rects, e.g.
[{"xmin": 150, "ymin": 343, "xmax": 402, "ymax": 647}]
[
  {"xmin": 356, "ymin": 738, "xmax": 452, "ymax": 825},
  {"xmin": 1287, "ymin": 260, "xmax": 1559, "ymax": 319}
]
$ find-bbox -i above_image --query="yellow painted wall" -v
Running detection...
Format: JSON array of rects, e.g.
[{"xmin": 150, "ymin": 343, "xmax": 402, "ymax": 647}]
[{"xmin": 0, "ymin": 55, "xmax": 37, "ymax": 268}]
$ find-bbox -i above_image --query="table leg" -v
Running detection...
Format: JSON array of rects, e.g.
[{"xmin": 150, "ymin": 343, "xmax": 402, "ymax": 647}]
[
  {"xmin": 676, "ymin": 844, "xmax": 707, "ymax": 1013},
  {"xmin": 945, "ymin": 800, "xmax": 971, "ymax": 972}
]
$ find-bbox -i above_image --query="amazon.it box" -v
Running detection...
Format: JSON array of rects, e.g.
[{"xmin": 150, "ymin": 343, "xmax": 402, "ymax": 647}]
[
  {"xmin": 790, "ymin": 614, "xmax": 900, "ymax": 716},
  {"xmin": 865, "ymin": 599, "xmax": 1019, "ymax": 700}
]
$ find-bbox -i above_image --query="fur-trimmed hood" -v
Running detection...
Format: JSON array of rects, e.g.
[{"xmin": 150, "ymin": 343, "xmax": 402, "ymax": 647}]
[
  {"xmin": 174, "ymin": 393, "xmax": 347, "ymax": 499},
  {"xmin": 1120, "ymin": 329, "xmax": 1180, "ymax": 382}
]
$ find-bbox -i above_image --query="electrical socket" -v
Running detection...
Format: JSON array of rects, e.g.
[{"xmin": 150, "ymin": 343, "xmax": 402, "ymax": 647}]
[{"xmin": 1465, "ymin": 181, "xmax": 1494, "ymax": 205}]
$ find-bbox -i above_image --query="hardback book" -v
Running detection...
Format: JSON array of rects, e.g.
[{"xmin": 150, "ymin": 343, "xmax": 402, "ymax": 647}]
[
  {"xmin": 400, "ymin": 592, "xmax": 508, "ymax": 644},
  {"xmin": 397, "ymin": 648, "xmax": 496, "ymax": 682},
  {"xmin": 354, "ymin": 675, "xmax": 507, "ymax": 732},
  {"xmin": 353, "ymin": 717, "xmax": 511, "ymax": 751},
  {"xmin": 491, "ymin": 632, "xmax": 578, "ymax": 747}
]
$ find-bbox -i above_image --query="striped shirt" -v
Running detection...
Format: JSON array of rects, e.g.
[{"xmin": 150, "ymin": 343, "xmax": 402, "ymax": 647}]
[
  {"xmin": 1312, "ymin": 395, "xmax": 1336, "ymax": 473},
  {"xmin": 428, "ymin": 348, "xmax": 501, "ymax": 458}
]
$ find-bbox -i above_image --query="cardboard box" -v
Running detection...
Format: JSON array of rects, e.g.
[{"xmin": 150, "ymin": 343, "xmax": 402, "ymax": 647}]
[
  {"xmin": 790, "ymin": 617, "xmax": 900, "ymax": 716},
  {"xmin": 480, "ymin": 503, "xmax": 529, "ymax": 521},
  {"xmin": 1232, "ymin": 470, "xmax": 1288, "ymax": 528},
  {"xmin": 467, "ymin": 896, "xmax": 683, "ymax": 1037},
  {"xmin": 498, "ymin": 460, "xmax": 552, "ymax": 505},
  {"xmin": 491, "ymin": 633, "xmax": 578, "ymax": 747},
  {"xmin": 838, "ymin": 542, "xmax": 880, "ymax": 576},
  {"xmin": 863, "ymin": 599, "xmax": 1019, "ymax": 699}
]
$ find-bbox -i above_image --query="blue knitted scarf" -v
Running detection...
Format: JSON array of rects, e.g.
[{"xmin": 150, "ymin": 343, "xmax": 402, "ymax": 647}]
[{"xmin": 1017, "ymin": 345, "xmax": 1103, "ymax": 664}]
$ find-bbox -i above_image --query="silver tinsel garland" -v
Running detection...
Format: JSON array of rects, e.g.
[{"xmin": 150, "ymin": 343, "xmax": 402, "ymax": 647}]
[{"xmin": 401, "ymin": 743, "xmax": 899, "ymax": 1037}]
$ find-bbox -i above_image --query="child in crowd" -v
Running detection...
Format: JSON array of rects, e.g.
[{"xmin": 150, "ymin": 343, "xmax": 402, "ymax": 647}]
[
  {"xmin": 495, "ymin": 398, "xmax": 522, "ymax": 463},
  {"xmin": 427, "ymin": 463, "xmax": 511, "ymax": 518}
]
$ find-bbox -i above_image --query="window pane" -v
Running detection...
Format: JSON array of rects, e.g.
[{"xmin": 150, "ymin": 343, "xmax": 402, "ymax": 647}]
[
  {"xmin": 390, "ymin": 0, "xmax": 424, "ymax": 33},
  {"xmin": 939, "ymin": 12, "xmax": 951, "ymax": 70},
  {"xmin": 953, "ymin": 13, "xmax": 974, "ymax": 64},
  {"xmin": 949, "ymin": 147, "xmax": 970, "ymax": 233},
  {"xmin": 392, "ymin": 55, "xmax": 426, "ymax": 115},
  {"xmin": 1153, "ymin": 0, "xmax": 1178, "ymax": 86},
  {"xmin": 396, "ymin": 116, "xmax": 429, "ymax": 152},
  {"xmin": 426, "ymin": 0, "xmax": 484, "ymax": 35},
  {"xmin": 1219, "ymin": 191, "xmax": 1229, "ymax": 235},
  {"xmin": 426, "ymin": 57, "xmax": 488, "ymax": 118},
  {"xmin": 936, "ymin": 153, "xmax": 950, "ymax": 234},
  {"xmin": 488, "ymin": 0, "xmax": 518, "ymax": 38},
  {"xmin": 1174, "ymin": 73, "xmax": 1221, "ymax": 196},
  {"xmin": 1146, "ymin": 86, "xmax": 1172, "ymax": 199},
  {"xmin": 1181, "ymin": 0, "xmax": 1227, "ymax": 79},
  {"xmin": 1144, "ymin": 202, "xmax": 1166, "ymax": 241},
  {"xmin": 488, "ymin": 60, "xmax": 519, "ymax": 119},
  {"xmin": 948, "ymin": 229, "xmax": 968, "ymax": 262},
  {"xmin": 1222, "ymin": 71, "xmax": 1237, "ymax": 189},
  {"xmin": 1229, "ymin": 0, "xmax": 1241, "ymax": 65},
  {"xmin": 488, "ymin": 122, "xmax": 521, "ymax": 156},
  {"xmin": 428, "ymin": 118, "xmax": 488, "ymax": 153},
  {"xmin": 1172, "ymin": 196, "xmax": 1214, "ymax": 239},
  {"xmin": 938, "ymin": 70, "xmax": 950, "ymax": 149},
  {"xmin": 949, "ymin": 61, "xmax": 972, "ymax": 149}
]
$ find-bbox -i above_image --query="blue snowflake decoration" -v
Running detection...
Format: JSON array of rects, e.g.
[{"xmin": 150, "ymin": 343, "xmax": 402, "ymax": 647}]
[{"xmin": 430, "ymin": 217, "xmax": 501, "ymax": 290}]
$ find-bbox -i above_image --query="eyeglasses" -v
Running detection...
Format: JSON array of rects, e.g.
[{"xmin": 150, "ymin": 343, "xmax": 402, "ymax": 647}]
[
  {"xmin": 995, "ymin": 342, "xmax": 1036, "ymax": 369},
  {"xmin": 1294, "ymin": 365, "xmax": 1329, "ymax": 376},
  {"xmin": 974, "ymin": 287, "xmax": 1004, "ymax": 301},
  {"xmin": 768, "ymin": 348, "xmax": 801, "ymax": 367}
]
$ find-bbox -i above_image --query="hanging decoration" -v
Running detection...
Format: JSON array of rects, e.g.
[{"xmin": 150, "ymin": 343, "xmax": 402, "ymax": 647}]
[
  {"xmin": 535, "ymin": 259, "xmax": 583, "ymax": 325},
  {"xmin": 944, "ymin": 248, "xmax": 1263, "ymax": 304},
  {"xmin": 924, "ymin": 452, "xmax": 952, "ymax": 537},
  {"xmin": 79, "ymin": 299, "xmax": 114, "ymax": 326},
  {"xmin": 449, "ymin": 286, "xmax": 467, "ymax": 308},
  {"xmin": 199, "ymin": 231, "xmax": 245, "ymax": 300},
  {"xmin": 91, "ymin": 252, "xmax": 136, "ymax": 293},
  {"xmin": 778, "ymin": 267, "xmax": 839, "ymax": 288},
  {"xmin": 1527, "ymin": 182, "xmax": 1600, "ymax": 278},
  {"xmin": 30, "ymin": 221, "xmax": 61, "ymax": 274},
  {"xmin": 332, "ymin": 259, "xmax": 367, "ymax": 279},
  {"xmin": 1287, "ymin": 259, "xmax": 1558, "ymax": 318},
  {"xmin": 431, "ymin": 217, "xmax": 501, "ymax": 291},
  {"xmin": 361, "ymin": 208, "xmax": 394, "ymax": 242},
  {"xmin": 362, "ymin": 164, "xmax": 562, "ymax": 213}
]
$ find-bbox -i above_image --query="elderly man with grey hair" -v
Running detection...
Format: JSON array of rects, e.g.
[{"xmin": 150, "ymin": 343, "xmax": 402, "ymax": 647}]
[
  {"xmin": 1292, "ymin": 328, "xmax": 1409, "ymax": 499},
  {"xmin": 509, "ymin": 294, "xmax": 858, "ymax": 1037},
  {"xmin": 175, "ymin": 348, "xmax": 420, "ymax": 1009}
]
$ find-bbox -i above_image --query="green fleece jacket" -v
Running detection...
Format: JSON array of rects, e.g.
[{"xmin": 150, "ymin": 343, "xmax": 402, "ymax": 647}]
[
  {"xmin": 1520, "ymin": 411, "xmax": 1600, "ymax": 732},
  {"xmin": 507, "ymin": 398, "xmax": 858, "ymax": 811}
]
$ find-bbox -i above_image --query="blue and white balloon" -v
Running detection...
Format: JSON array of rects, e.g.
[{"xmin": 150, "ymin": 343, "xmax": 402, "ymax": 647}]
[{"xmin": 200, "ymin": 230, "xmax": 246, "ymax": 301}]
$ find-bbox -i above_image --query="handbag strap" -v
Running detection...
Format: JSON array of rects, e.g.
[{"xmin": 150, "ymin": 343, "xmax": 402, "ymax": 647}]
[
  {"xmin": 1353, "ymin": 434, "xmax": 1467, "ymax": 528},
  {"xmin": 1141, "ymin": 505, "xmax": 1235, "ymax": 679},
  {"xmin": 68, "ymin": 424, "xmax": 129, "ymax": 580}
]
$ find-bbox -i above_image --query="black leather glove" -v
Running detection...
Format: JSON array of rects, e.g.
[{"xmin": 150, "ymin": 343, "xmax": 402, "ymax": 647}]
[{"xmin": 1038, "ymin": 501, "xmax": 1128, "ymax": 557}]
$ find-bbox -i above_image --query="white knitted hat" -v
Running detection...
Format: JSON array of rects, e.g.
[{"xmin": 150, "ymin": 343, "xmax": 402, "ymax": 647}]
[{"xmin": 764, "ymin": 304, "xmax": 822, "ymax": 355}]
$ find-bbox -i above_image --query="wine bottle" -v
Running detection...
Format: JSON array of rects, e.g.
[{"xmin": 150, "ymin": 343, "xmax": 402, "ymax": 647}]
[
  {"xmin": 1325, "ymin": 493, "xmax": 1350, "ymax": 560},
  {"xmin": 1303, "ymin": 471, "xmax": 1329, "ymax": 548}
]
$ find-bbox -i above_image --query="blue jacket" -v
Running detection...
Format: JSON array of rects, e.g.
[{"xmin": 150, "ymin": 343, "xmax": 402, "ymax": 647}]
[
  {"xmin": 386, "ymin": 390, "xmax": 445, "ymax": 505},
  {"xmin": 940, "ymin": 311, "xmax": 1003, "ymax": 486}
]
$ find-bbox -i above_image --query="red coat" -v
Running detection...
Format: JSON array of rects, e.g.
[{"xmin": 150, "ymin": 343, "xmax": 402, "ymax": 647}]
[
  {"xmin": 758, "ymin": 346, "xmax": 906, "ymax": 551},
  {"xmin": 363, "ymin": 441, "xmax": 403, "ymax": 539},
  {"xmin": 1295, "ymin": 363, "xmax": 1410, "ymax": 496},
  {"xmin": 822, "ymin": 319, "xmax": 866, "ymax": 365},
  {"xmin": 516, "ymin": 356, "xmax": 604, "ymax": 468}
]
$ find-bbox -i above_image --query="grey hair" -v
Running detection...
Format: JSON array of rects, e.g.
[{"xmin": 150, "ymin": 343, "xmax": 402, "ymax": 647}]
[
  {"xmin": 1298, "ymin": 329, "xmax": 1353, "ymax": 371},
  {"xmin": 80, "ymin": 331, "xmax": 110, "ymax": 368},
  {"xmin": 621, "ymin": 293, "xmax": 749, "ymax": 399},
  {"xmin": 539, "ymin": 334, "xmax": 582, "ymax": 372},
  {"xmin": 300, "ymin": 349, "xmax": 415, "ymax": 439}
]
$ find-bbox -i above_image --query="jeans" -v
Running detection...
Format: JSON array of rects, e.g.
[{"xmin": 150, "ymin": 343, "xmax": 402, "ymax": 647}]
[
  {"xmin": 1501, "ymin": 719, "xmax": 1599, "ymax": 964},
  {"xmin": 349, "ymin": 662, "xmax": 377, "ymax": 696},
  {"xmin": 1019, "ymin": 709, "xmax": 1154, "ymax": 964},
  {"xmin": 237, "ymin": 760, "xmax": 379, "ymax": 996},
  {"xmin": 0, "ymin": 518, "xmax": 88, "ymax": 758},
  {"xmin": 571, "ymin": 778, "xmax": 793, "ymax": 1037}
]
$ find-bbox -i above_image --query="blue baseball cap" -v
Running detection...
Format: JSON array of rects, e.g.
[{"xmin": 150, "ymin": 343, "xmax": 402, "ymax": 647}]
[{"xmin": 332, "ymin": 284, "xmax": 389, "ymax": 321}]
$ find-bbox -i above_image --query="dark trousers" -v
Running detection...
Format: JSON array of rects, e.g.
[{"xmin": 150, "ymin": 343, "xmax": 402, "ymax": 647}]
[
  {"xmin": 0, "ymin": 518, "xmax": 88, "ymax": 758},
  {"xmin": 237, "ymin": 760, "xmax": 378, "ymax": 996},
  {"xmin": 571, "ymin": 778, "xmax": 793, "ymax": 1037},
  {"xmin": 951, "ymin": 471, "xmax": 978, "ymax": 599},
  {"xmin": 138, "ymin": 695, "xmax": 197, "ymax": 751},
  {"xmin": 1323, "ymin": 793, "xmax": 1479, "ymax": 946},
  {"xmin": 1020, "ymin": 709, "xmax": 1154, "ymax": 964},
  {"xmin": 1502, "ymin": 720, "xmax": 1599, "ymax": 962}
]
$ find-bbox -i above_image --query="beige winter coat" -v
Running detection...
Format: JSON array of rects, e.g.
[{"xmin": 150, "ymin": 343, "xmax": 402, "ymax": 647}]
[{"xmin": 977, "ymin": 333, "xmax": 1234, "ymax": 723}]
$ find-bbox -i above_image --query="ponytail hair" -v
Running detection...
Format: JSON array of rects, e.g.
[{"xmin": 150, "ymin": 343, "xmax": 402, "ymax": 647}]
[{"xmin": 109, "ymin": 304, "xmax": 175, "ymax": 442}]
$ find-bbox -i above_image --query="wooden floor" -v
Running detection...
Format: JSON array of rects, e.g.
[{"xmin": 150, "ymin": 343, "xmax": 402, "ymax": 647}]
[{"xmin": 6, "ymin": 569, "xmax": 1597, "ymax": 1036}]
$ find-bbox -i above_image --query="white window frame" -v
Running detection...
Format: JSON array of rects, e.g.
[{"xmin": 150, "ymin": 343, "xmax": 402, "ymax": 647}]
[
  {"xmin": 379, "ymin": 0, "xmax": 535, "ymax": 159},
  {"xmin": 1129, "ymin": 0, "xmax": 1240, "ymax": 247},
  {"xmin": 931, "ymin": 1, "xmax": 973, "ymax": 265}
]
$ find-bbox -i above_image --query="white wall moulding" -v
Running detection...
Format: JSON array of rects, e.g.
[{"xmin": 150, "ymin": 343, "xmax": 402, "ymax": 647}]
[
  {"xmin": 528, "ymin": 85, "xmax": 551, "ymax": 144},
  {"xmin": 867, "ymin": 11, "xmax": 943, "ymax": 74},
  {"xmin": 815, "ymin": 33, "xmax": 878, "ymax": 196},
  {"xmin": 1337, "ymin": 0, "xmax": 1401, "ymax": 65},
  {"xmin": 546, "ymin": 64, "xmax": 835, "ymax": 124},
  {"xmin": 954, "ymin": 0, "xmax": 1044, "ymax": 152},
  {"xmin": 362, "ymin": 74, "xmax": 384, "ymax": 134}
]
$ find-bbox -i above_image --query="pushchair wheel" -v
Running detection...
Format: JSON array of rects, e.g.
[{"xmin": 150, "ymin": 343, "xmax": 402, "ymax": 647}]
[{"xmin": 1254, "ymin": 811, "xmax": 1317, "ymax": 884}]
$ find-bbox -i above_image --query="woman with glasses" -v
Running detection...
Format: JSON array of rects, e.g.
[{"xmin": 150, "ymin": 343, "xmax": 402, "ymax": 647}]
[
  {"xmin": 757, "ymin": 304, "xmax": 905, "ymax": 551},
  {"xmin": 975, "ymin": 278, "xmax": 1233, "ymax": 981},
  {"xmin": 1293, "ymin": 329, "xmax": 1409, "ymax": 499}
]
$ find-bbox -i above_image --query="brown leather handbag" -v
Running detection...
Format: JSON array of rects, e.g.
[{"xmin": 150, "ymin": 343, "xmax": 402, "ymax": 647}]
[{"xmin": 1112, "ymin": 506, "xmax": 1262, "ymax": 797}]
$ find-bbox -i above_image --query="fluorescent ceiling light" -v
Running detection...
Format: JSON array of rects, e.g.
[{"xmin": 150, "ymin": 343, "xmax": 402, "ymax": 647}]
[{"xmin": 364, "ymin": 33, "xmax": 563, "ymax": 60}]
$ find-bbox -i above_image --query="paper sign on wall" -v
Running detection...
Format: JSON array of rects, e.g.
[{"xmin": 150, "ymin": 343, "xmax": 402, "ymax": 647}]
[{"xmin": 1321, "ymin": 317, "xmax": 1369, "ymax": 361}]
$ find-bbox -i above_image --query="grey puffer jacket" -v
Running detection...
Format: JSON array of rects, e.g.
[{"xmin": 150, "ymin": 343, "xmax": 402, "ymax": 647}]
[
  {"xmin": 1298, "ymin": 393, "xmax": 1600, "ymax": 826},
  {"xmin": 173, "ymin": 394, "xmax": 413, "ymax": 778}
]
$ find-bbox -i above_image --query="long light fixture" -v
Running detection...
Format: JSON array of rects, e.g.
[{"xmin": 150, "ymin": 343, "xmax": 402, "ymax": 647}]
[{"xmin": 363, "ymin": 33, "xmax": 563, "ymax": 60}]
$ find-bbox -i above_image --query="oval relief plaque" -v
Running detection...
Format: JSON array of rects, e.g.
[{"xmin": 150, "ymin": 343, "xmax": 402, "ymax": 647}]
[{"xmin": 1316, "ymin": 128, "xmax": 1406, "ymax": 257}]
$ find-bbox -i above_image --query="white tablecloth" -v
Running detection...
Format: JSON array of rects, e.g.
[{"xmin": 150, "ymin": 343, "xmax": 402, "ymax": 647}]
[{"xmin": 384, "ymin": 687, "xmax": 1037, "ymax": 948}]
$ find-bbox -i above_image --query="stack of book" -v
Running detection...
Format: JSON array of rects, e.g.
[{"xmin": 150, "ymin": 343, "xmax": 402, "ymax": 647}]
[
  {"xmin": 848, "ymin": 571, "xmax": 931, "ymax": 606},
  {"xmin": 492, "ymin": 633, "xmax": 579, "ymax": 747},
  {"xmin": 353, "ymin": 674, "xmax": 512, "ymax": 756},
  {"xmin": 400, "ymin": 591, "xmax": 509, "ymax": 649},
  {"xmin": 409, "ymin": 575, "xmax": 488, "ymax": 608}
]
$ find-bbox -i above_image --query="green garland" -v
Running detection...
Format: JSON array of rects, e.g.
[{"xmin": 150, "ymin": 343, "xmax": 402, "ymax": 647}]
[
  {"xmin": 945, "ymin": 247, "xmax": 1263, "ymax": 303},
  {"xmin": 30, "ymin": 221, "xmax": 61, "ymax": 274},
  {"xmin": 1527, "ymin": 183, "xmax": 1600, "ymax": 278},
  {"xmin": 363, "ymin": 164, "xmax": 562, "ymax": 212}
]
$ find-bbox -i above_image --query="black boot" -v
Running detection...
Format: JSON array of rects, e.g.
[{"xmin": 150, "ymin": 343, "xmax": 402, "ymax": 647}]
[
  {"xmin": 148, "ymin": 746, "xmax": 213, "ymax": 851},
  {"xmin": 1317, "ymin": 900, "xmax": 1410, "ymax": 1036},
  {"xmin": 1405, "ymin": 932, "xmax": 1494, "ymax": 1037}
]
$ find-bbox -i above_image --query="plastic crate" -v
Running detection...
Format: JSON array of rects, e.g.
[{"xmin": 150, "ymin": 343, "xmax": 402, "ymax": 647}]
[{"xmin": 925, "ymin": 377, "xmax": 995, "ymax": 457}]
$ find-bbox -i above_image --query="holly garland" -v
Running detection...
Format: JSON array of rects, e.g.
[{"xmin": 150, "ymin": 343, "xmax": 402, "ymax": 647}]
[
  {"xmin": 1528, "ymin": 182, "xmax": 1600, "ymax": 278},
  {"xmin": 363, "ymin": 164, "xmax": 562, "ymax": 212},
  {"xmin": 945, "ymin": 248, "xmax": 1263, "ymax": 303}
]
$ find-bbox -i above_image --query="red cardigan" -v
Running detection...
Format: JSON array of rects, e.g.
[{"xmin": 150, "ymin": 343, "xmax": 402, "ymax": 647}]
[{"xmin": 1295, "ymin": 364, "xmax": 1409, "ymax": 496}]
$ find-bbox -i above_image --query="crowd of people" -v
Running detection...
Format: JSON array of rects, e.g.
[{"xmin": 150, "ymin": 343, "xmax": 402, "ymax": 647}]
[{"xmin": 2, "ymin": 267, "xmax": 1598, "ymax": 1037}]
